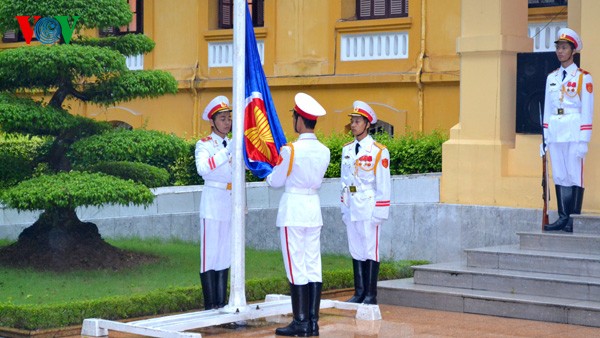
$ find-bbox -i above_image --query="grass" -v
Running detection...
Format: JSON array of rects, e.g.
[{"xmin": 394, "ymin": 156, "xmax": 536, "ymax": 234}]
[{"xmin": 0, "ymin": 238, "xmax": 353, "ymax": 306}]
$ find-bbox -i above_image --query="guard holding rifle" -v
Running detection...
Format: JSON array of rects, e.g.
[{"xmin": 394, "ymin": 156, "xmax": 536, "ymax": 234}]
[{"xmin": 540, "ymin": 28, "xmax": 594, "ymax": 233}]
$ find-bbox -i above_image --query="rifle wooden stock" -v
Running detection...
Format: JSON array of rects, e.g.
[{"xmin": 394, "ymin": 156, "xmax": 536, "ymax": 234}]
[{"xmin": 541, "ymin": 153, "xmax": 550, "ymax": 229}]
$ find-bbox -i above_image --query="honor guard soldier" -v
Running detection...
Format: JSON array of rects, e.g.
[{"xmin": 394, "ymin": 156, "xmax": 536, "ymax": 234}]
[
  {"xmin": 541, "ymin": 28, "xmax": 594, "ymax": 233},
  {"xmin": 267, "ymin": 93, "xmax": 330, "ymax": 337},
  {"xmin": 341, "ymin": 100, "xmax": 391, "ymax": 304},
  {"xmin": 195, "ymin": 95, "xmax": 233, "ymax": 309}
]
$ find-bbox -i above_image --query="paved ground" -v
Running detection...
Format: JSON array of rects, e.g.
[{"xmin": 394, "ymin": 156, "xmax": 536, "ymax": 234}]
[{"xmin": 69, "ymin": 295, "xmax": 600, "ymax": 338}]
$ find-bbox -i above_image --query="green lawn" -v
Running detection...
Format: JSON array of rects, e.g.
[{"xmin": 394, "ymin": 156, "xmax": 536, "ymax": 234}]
[{"xmin": 0, "ymin": 238, "xmax": 352, "ymax": 306}]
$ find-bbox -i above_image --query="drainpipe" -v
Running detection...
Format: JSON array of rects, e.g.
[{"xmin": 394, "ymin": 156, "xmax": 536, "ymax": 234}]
[
  {"xmin": 191, "ymin": 61, "xmax": 199, "ymax": 138},
  {"xmin": 416, "ymin": 0, "xmax": 426, "ymax": 132}
]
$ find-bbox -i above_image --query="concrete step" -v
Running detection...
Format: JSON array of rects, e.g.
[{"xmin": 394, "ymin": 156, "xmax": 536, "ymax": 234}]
[
  {"xmin": 518, "ymin": 231, "xmax": 600, "ymax": 255},
  {"xmin": 466, "ymin": 244, "xmax": 600, "ymax": 278},
  {"xmin": 572, "ymin": 213, "xmax": 600, "ymax": 235},
  {"xmin": 413, "ymin": 262, "xmax": 600, "ymax": 302},
  {"xmin": 378, "ymin": 278, "xmax": 600, "ymax": 327}
]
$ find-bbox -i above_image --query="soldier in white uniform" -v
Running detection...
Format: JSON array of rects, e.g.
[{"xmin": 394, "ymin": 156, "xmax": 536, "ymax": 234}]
[
  {"xmin": 267, "ymin": 93, "xmax": 330, "ymax": 337},
  {"xmin": 541, "ymin": 28, "xmax": 594, "ymax": 233},
  {"xmin": 195, "ymin": 95, "xmax": 233, "ymax": 309},
  {"xmin": 341, "ymin": 101, "xmax": 391, "ymax": 304}
]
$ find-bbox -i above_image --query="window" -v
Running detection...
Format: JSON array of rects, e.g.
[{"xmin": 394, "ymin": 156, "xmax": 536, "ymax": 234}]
[
  {"xmin": 528, "ymin": 0, "xmax": 567, "ymax": 8},
  {"xmin": 219, "ymin": 0, "xmax": 264, "ymax": 29},
  {"xmin": 357, "ymin": 0, "xmax": 408, "ymax": 20},
  {"xmin": 2, "ymin": 29, "xmax": 26, "ymax": 43},
  {"xmin": 100, "ymin": 0, "xmax": 143, "ymax": 36}
]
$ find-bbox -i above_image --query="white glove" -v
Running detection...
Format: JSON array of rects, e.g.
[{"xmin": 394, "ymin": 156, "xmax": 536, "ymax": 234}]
[
  {"xmin": 576, "ymin": 142, "xmax": 588, "ymax": 159},
  {"xmin": 539, "ymin": 143, "xmax": 546, "ymax": 157}
]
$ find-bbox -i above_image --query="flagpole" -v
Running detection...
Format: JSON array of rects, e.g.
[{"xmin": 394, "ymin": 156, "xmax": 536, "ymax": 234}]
[{"xmin": 228, "ymin": 0, "xmax": 247, "ymax": 311}]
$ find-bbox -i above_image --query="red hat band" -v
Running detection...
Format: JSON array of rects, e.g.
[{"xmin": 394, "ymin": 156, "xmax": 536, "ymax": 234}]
[
  {"xmin": 207, "ymin": 102, "xmax": 230, "ymax": 119},
  {"xmin": 294, "ymin": 104, "xmax": 318, "ymax": 121},
  {"xmin": 560, "ymin": 34, "xmax": 578, "ymax": 49},
  {"xmin": 354, "ymin": 107, "xmax": 373, "ymax": 123}
]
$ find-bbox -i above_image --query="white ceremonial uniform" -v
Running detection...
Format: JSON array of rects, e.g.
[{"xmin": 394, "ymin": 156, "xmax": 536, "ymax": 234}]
[
  {"xmin": 543, "ymin": 63, "xmax": 594, "ymax": 187},
  {"xmin": 195, "ymin": 132, "xmax": 232, "ymax": 272},
  {"xmin": 340, "ymin": 134, "xmax": 391, "ymax": 261},
  {"xmin": 267, "ymin": 133, "xmax": 330, "ymax": 285}
]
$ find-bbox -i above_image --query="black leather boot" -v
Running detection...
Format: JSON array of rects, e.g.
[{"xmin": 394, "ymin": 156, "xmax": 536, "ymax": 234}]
[
  {"xmin": 544, "ymin": 185, "xmax": 573, "ymax": 232},
  {"xmin": 275, "ymin": 284, "xmax": 310, "ymax": 337},
  {"xmin": 215, "ymin": 268, "xmax": 229, "ymax": 308},
  {"xmin": 308, "ymin": 282, "xmax": 322, "ymax": 336},
  {"xmin": 346, "ymin": 259, "xmax": 366, "ymax": 303},
  {"xmin": 563, "ymin": 186, "xmax": 584, "ymax": 233},
  {"xmin": 200, "ymin": 270, "xmax": 218, "ymax": 310},
  {"xmin": 362, "ymin": 260, "xmax": 380, "ymax": 305}
]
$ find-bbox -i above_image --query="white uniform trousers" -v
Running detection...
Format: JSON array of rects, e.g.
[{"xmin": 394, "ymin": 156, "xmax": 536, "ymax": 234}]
[
  {"xmin": 200, "ymin": 218, "xmax": 231, "ymax": 272},
  {"xmin": 344, "ymin": 218, "xmax": 381, "ymax": 262},
  {"xmin": 548, "ymin": 142, "xmax": 585, "ymax": 187},
  {"xmin": 279, "ymin": 226, "xmax": 322, "ymax": 285}
]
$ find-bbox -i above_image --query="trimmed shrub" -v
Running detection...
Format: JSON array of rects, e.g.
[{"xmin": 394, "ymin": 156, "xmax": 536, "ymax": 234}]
[
  {"xmin": 85, "ymin": 161, "xmax": 170, "ymax": 188},
  {"xmin": 0, "ymin": 133, "xmax": 48, "ymax": 188},
  {"xmin": 68, "ymin": 129, "xmax": 188, "ymax": 172}
]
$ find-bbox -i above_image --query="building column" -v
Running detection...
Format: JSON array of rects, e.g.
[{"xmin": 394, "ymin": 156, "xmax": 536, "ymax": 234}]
[{"xmin": 441, "ymin": 0, "xmax": 532, "ymax": 205}]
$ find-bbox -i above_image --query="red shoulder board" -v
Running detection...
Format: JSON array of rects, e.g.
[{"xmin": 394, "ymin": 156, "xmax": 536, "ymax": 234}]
[
  {"xmin": 201, "ymin": 136, "xmax": 212, "ymax": 142},
  {"xmin": 579, "ymin": 68, "xmax": 590, "ymax": 75}
]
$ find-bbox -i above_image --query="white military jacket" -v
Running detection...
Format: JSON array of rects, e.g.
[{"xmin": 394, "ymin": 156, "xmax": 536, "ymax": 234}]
[
  {"xmin": 266, "ymin": 133, "xmax": 331, "ymax": 227},
  {"xmin": 340, "ymin": 135, "xmax": 391, "ymax": 222},
  {"xmin": 543, "ymin": 63, "xmax": 594, "ymax": 144},
  {"xmin": 195, "ymin": 132, "xmax": 232, "ymax": 221}
]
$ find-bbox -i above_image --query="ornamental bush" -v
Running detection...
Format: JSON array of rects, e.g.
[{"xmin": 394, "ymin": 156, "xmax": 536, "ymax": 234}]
[
  {"xmin": 85, "ymin": 161, "xmax": 170, "ymax": 188},
  {"xmin": 0, "ymin": 133, "xmax": 48, "ymax": 189},
  {"xmin": 69, "ymin": 129, "xmax": 189, "ymax": 173}
]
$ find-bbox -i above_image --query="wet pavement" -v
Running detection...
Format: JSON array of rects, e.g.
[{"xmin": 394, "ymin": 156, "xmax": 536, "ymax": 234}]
[{"xmin": 68, "ymin": 295, "xmax": 600, "ymax": 337}]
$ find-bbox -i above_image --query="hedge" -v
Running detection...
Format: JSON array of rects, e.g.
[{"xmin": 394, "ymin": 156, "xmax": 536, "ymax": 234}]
[
  {"xmin": 0, "ymin": 260, "xmax": 426, "ymax": 330},
  {"xmin": 84, "ymin": 161, "xmax": 170, "ymax": 188},
  {"xmin": 0, "ymin": 133, "xmax": 48, "ymax": 189}
]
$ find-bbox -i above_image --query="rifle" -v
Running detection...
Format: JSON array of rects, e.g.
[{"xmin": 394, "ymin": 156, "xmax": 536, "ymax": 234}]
[{"xmin": 540, "ymin": 103, "xmax": 550, "ymax": 229}]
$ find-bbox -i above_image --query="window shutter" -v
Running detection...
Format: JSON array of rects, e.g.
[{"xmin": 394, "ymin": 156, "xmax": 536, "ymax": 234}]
[
  {"xmin": 219, "ymin": 0, "xmax": 233, "ymax": 29},
  {"xmin": 390, "ymin": 0, "xmax": 408, "ymax": 17},
  {"xmin": 357, "ymin": 0, "xmax": 372, "ymax": 20},
  {"xmin": 357, "ymin": 0, "xmax": 408, "ymax": 20},
  {"xmin": 252, "ymin": 0, "xmax": 264, "ymax": 27},
  {"xmin": 2, "ymin": 29, "xmax": 19, "ymax": 42}
]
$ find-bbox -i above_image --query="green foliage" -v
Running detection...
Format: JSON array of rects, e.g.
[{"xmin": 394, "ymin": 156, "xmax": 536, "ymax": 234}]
[
  {"xmin": 0, "ymin": 0, "xmax": 132, "ymax": 33},
  {"xmin": 0, "ymin": 44, "xmax": 127, "ymax": 92},
  {"xmin": 0, "ymin": 258, "xmax": 423, "ymax": 330},
  {"xmin": 169, "ymin": 141, "xmax": 203, "ymax": 186},
  {"xmin": 0, "ymin": 94, "xmax": 77, "ymax": 136},
  {"xmin": 320, "ymin": 131, "xmax": 353, "ymax": 178},
  {"xmin": 379, "ymin": 130, "xmax": 446, "ymax": 175},
  {"xmin": 74, "ymin": 34, "xmax": 156, "ymax": 56},
  {"xmin": 0, "ymin": 171, "xmax": 154, "ymax": 211},
  {"xmin": 85, "ymin": 161, "xmax": 170, "ymax": 188},
  {"xmin": 0, "ymin": 133, "xmax": 48, "ymax": 188},
  {"xmin": 84, "ymin": 70, "xmax": 179, "ymax": 106},
  {"xmin": 69, "ymin": 129, "xmax": 189, "ymax": 170}
]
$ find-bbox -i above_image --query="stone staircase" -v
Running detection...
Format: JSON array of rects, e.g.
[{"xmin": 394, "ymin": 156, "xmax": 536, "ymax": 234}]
[{"xmin": 379, "ymin": 214, "xmax": 600, "ymax": 327}]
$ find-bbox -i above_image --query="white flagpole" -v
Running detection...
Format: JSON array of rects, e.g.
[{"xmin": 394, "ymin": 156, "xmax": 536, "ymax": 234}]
[{"xmin": 227, "ymin": 0, "xmax": 247, "ymax": 311}]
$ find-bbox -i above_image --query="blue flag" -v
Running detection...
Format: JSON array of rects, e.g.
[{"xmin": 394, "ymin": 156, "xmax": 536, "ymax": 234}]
[{"xmin": 243, "ymin": 4, "xmax": 287, "ymax": 179}]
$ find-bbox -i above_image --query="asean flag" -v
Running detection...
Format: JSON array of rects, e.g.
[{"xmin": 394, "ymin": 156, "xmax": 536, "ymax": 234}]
[{"xmin": 243, "ymin": 4, "xmax": 286, "ymax": 179}]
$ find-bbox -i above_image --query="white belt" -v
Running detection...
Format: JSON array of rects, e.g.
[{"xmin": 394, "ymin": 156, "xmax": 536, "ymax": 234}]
[
  {"xmin": 204, "ymin": 180, "xmax": 232, "ymax": 190},
  {"xmin": 285, "ymin": 187, "xmax": 318, "ymax": 195}
]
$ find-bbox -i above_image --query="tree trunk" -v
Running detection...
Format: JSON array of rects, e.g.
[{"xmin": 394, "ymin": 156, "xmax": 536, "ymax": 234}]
[{"xmin": 0, "ymin": 208, "xmax": 157, "ymax": 271}]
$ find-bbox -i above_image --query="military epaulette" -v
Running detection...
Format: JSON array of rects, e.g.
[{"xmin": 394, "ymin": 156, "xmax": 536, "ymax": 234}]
[
  {"xmin": 549, "ymin": 68, "xmax": 559, "ymax": 75},
  {"xmin": 579, "ymin": 68, "xmax": 590, "ymax": 75},
  {"xmin": 343, "ymin": 141, "xmax": 354, "ymax": 147},
  {"xmin": 373, "ymin": 141, "xmax": 387, "ymax": 150},
  {"xmin": 200, "ymin": 136, "xmax": 212, "ymax": 142}
]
